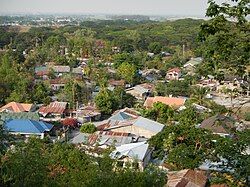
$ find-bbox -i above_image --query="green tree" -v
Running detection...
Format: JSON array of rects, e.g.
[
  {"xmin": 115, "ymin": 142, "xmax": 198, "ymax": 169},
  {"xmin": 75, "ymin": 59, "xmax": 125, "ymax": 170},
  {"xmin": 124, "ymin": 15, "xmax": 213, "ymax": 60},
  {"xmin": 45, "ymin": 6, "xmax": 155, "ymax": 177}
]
[
  {"xmin": 117, "ymin": 62, "xmax": 137, "ymax": 84},
  {"xmin": 148, "ymin": 42, "xmax": 162, "ymax": 54},
  {"xmin": 156, "ymin": 80, "xmax": 191, "ymax": 97},
  {"xmin": 149, "ymin": 123, "xmax": 215, "ymax": 170},
  {"xmin": 175, "ymin": 105, "xmax": 203, "ymax": 126},
  {"xmin": 95, "ymin": 88, "xmax": 119, "ymax": 115},
  {"xmin": 1, "ymin": 138, "xmax": 166, "ymax": 186},
  {"xmin": 57, "ymin": 79, "xmax": 90, "ymax": 109},
  {"xmin": 199, "ymin": 0, "xmax": 250, "ymax": 76},
  {"xmin": 189, "ymin": 86, "xmax": 212, "ymax": 107},
  {"xmin": 212, "ymin": 129, "xmax": 250, "ymax": 185},
  {"xmin": 113, "ymin": 87, "xmax": 136, "ymax": 109},
  {"xmin": 1, "ymin": 138, "xmax": 49, "ymax": 186},
  {"xmin": 142, "ymin": 102, "xmax": 174, "ymax": 124},
  {"xmin": 80, "ymin": 123, "xmax": 97, "ymax": 134},
  {"xmin": 33, "ymin": 82, "xmax": 50, "ymax": 104},
  {"xmin": 0, "ymin": 119, "xmax": 9, "ymax": 155},
  {"xmin": 6, "ymin": 74, "xmax": 33, "ymax": 103}
]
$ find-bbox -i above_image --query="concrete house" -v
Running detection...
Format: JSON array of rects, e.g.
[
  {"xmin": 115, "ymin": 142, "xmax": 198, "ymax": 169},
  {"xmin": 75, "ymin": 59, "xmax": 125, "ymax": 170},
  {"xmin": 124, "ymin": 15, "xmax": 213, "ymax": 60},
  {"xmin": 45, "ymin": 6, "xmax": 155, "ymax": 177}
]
[
  {"xmin": 126, "ymin": 83, "xmax": 154, "ymax": 100},
  {"xmin": 183, "ymin": 57, "xmax": 203, "ymax": 74},
  {"xmin": 110, "ymin": 141, "xmax": 152, "ymax": 171},
  {"xmin": 99, "ymin": 116, "xmax": 164, "ymax": 139},
  {"xmin": 4, "ymin": 119, "xmax": 53, "ymax": 139},
  {"xmin": 166, "ymin": 68, "xmax": 181, "ymax": 80}
]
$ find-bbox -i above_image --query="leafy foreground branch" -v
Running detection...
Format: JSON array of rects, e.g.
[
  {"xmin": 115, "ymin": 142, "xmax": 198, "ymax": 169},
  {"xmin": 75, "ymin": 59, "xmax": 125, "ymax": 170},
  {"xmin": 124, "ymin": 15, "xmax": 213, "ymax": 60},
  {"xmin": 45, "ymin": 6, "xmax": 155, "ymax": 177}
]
[{"xmin": 0, "ymin": 138, "xmax": 166, "ymax": 187}]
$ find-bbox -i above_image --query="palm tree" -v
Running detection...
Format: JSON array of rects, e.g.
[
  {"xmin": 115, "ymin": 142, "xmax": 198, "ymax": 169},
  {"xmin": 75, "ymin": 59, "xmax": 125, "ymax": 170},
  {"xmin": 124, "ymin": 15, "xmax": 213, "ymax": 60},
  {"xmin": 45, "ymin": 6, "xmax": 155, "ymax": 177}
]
[{"xmin": 190, "ymin": 86, "xmax": 212, "ymax": 107}]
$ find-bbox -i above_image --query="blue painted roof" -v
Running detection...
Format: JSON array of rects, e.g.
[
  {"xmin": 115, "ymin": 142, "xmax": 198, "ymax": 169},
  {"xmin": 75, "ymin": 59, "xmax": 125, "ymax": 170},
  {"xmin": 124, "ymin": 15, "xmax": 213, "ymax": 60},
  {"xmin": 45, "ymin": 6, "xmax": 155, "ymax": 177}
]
[
  {"xmin": 109, "ymin": 112, "xmax": 133, "ymax": 121},
  {"xmin": 5, "ymin": 119, "xmax": 53, "ymax": 134}
]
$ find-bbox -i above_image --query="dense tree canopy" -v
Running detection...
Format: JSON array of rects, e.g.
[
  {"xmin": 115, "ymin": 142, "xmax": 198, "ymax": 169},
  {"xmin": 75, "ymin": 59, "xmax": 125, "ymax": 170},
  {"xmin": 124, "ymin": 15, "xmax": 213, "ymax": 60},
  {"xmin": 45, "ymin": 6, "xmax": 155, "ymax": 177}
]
[
  {"xmin": 0, "ymin": 138, "xmax": 166, "ymax": 186},
  {"xmin": 142, "ymin": 102, "xmax": 174, "ymax": 124},
  {"xmin": 199, "ymin": 0, "xmax": 250, "ymax": 76},
  {"xmin": 149, "ymin": 122, "xmax": 216, "ymax": 170}
]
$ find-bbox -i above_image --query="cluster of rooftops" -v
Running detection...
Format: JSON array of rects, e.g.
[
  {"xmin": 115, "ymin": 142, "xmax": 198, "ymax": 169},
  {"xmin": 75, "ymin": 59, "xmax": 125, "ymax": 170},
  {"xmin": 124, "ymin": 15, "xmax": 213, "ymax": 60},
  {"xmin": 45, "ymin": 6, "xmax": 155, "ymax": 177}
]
[{"xmin": 0, "ymin": 97, "xmax": 245, "ymax": 173}]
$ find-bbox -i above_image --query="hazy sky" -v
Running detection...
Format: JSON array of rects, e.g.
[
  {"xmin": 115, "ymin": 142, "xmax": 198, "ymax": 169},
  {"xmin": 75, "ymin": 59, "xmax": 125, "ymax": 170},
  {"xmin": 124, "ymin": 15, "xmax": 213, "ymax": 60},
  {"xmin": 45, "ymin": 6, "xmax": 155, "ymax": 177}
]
[{"xmin": 0, "ymin": 0, "xmax": 228, "ymax": 16}]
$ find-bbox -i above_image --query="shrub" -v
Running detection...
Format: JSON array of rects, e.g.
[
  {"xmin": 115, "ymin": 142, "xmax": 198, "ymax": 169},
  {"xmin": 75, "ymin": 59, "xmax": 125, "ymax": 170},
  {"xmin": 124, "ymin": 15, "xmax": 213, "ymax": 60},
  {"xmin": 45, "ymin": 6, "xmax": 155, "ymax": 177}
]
[
  {"xmin": 80, "ymin": 123, "xmax": 97, "ymax": 134},
  {"xmin": 245, "ymin": 112, "xmax": 250, "ymax": 121}
]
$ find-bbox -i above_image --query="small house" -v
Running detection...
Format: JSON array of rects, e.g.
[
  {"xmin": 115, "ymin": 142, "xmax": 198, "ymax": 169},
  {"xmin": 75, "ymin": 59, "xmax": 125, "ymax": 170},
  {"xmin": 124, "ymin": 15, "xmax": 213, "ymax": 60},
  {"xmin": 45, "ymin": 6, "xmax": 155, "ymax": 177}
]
[
  {"xmin": 4, "ymin": 119, "xmax": 53, "ymax": 139},
  {"xmin": 38, "ymin": 101, "xmax": 68, "ymax": 121},
  {"xmin": 166, "ymin": 68, "xmax": 181, "ymax": 80},
  {"xmin": 0, "ymin": 102, "xmax": 35, "ymax": 113},
  {"xmin": 110, "ymin": 142, "xmax": 152, "ymax": 171},
  {"xmin": 49, "ymin": 78, "xmax": 67, "ymax": 91},
  {"xmin": 126, "ymin": 83, "xmax": 154, "ymax": 100},
  {"xmin": 199, "ymin": 114, "xmax": 237, "ymax": 137}
]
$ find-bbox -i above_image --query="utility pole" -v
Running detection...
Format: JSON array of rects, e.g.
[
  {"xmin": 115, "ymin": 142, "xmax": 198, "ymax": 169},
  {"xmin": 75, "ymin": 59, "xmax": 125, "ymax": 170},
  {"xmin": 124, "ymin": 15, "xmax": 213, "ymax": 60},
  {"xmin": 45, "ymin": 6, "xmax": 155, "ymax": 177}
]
[
  {"xmin": 72, "ymin": 81, "xmax": 75, "ymax": 117},
  {"xmin": 182, "ymin": 44, "xmax": 185, "ymax": 60}
]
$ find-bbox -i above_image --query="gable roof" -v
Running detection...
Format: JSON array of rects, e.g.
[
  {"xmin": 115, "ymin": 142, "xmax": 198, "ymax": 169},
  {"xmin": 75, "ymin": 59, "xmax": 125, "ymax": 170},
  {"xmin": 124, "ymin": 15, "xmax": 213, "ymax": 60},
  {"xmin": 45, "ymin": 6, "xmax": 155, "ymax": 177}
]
[
  {"xmin": 51, "ymin": 65, "xmax": 70, "ymax": 73},
  {"xmin": 110, "ymin": 141, "xmax": 149, "ymax": 161},
  {"xmin": 199, "ymin": 114, "xmax": 236, "ymax": 134},
  {"xmin": 72, "ymin": 67, "xmax": 83, "ymax": 75},
  {"xmin": 167, "ymin": 169, "xmax": 207, "ymax": 187},
  {"xmin": 38, "ymin": 101, "xmax": 67, "ymax": 116},
  {"xmin": 4, "ymin": 119, "xmax": 53, "ymax": 134},
  {"xmin": 35, "ymin": 66, "xmax": 48, "ymax": 76},
  {"xmin": 109, "ymin": 111, "xmax": 135, "ymax": 121},
  {"xmin": 109, "ymin": 79, "xmax": 125, "ymax": 87},
  {"xmin": 70, "ymin": 132, "xmax": 89, "ymax": 144},
  {"xmin": 167, "ymin": 67, "xmax": 181, "ymax": 73},
  {"xmin": 88, "ymin": 131, "xmax": 132, "ymax": 146},
  {"xmin": 0, "ymin": 102, "xmax": 33, "ymax": 113},
  {"xmin": 133, "ymin": 116, "xmax": 164, "ymax": 133},
  {"xmin": 110, "ymin": 108, "xmax": 140, "ymax": 121},
  {"xmin": 144, "ymin": 97, "xmax": 186, "ymax": 108},
  {"xmin": 184, "ymin": 57, "xmax": 203, "ymax": 68}
]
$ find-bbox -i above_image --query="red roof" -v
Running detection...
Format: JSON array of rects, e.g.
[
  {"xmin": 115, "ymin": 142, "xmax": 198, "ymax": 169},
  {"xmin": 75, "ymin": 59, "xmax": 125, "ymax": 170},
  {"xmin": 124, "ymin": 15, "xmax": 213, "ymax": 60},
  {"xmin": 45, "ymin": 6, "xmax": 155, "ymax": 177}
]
[
  {"xmin": 88, "ymin": 131, "xmax": 129, "ymax": 145},
  {"xmin": 144, "ymin": 96, "xmax": 186, "ymax": 108},
  {"xmin": 50, "ymin": 78, "xmax": 67, "ymax": 84},
  {"xmin": 0, "ymin": 102, "xmax": 33, "ymax": 113},
  {"xmin": 36, "ymin": 70, "xmax": 48, "ymax": 76},
  {"xmin": 167, "ymin": 67, "xmax": 181, "ymax": 73},
  {"xmin": 109, "ymin": 79, "xmax": 125, "ymax": 86}
]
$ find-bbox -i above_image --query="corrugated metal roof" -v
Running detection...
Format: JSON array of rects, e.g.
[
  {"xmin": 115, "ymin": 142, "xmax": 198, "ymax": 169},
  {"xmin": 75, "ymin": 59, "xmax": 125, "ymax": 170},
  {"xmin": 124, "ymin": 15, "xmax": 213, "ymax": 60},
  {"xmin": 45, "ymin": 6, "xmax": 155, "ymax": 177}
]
[
  {"xmin": 38, "ymin": 101, "xmax": 67, "ymax": 115},
  {"xmin": 109, "ymin": 111, "xmax": 134, "ymax": 121},
  {"xmin": 5, "ymin": 119, "xmax": 53, "ymax": 134},
  {"xmin": 199, "ymin": 114, "xmax": 236, "ymax": 134},
  {"xmin": 133, "ymin": 116, "xmax": 164, "ymax": 133},
  {"xmin": 110, "ymin": 141, "xmax": 149, "ymax": 161},
  {"xmin": 52, "ymin": 65, "xmax": 70, "ymax": 73},
  {"xmin": 167, "ymin": 169, "xmax": 207, "ymax": 187},
  {"xmin": 70, "ymin": 132, "xmax": 89, "ymax": 144}
]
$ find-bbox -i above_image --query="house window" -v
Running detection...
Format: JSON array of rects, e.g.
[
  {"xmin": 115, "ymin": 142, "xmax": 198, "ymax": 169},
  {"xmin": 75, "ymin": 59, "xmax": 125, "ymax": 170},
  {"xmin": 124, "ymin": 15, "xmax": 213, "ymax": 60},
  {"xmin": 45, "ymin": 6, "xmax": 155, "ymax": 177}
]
[
  {"xmin": 117, "ymin": 161, "xmax": 124, "ymax": 168},
  {"xmin": 132, "ymin": 162, "xmax": 139, "ymax": 169}
]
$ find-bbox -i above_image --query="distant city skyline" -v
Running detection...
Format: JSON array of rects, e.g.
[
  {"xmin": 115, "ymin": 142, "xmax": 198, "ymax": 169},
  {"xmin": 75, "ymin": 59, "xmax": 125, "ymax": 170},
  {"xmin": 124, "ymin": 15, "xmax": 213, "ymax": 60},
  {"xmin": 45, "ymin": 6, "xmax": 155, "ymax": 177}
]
[{"xmin": 0, "ymin": 0, "xmax": 229, "ymax": 16}]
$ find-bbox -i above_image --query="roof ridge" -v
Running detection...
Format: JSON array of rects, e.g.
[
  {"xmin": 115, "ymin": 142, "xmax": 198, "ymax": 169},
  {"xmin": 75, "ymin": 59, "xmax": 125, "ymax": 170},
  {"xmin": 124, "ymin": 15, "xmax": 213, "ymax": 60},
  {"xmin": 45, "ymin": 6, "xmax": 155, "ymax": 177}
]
[{"xmin": 28, "ymin": 119, "xmax": 44, "ymax": 133}]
